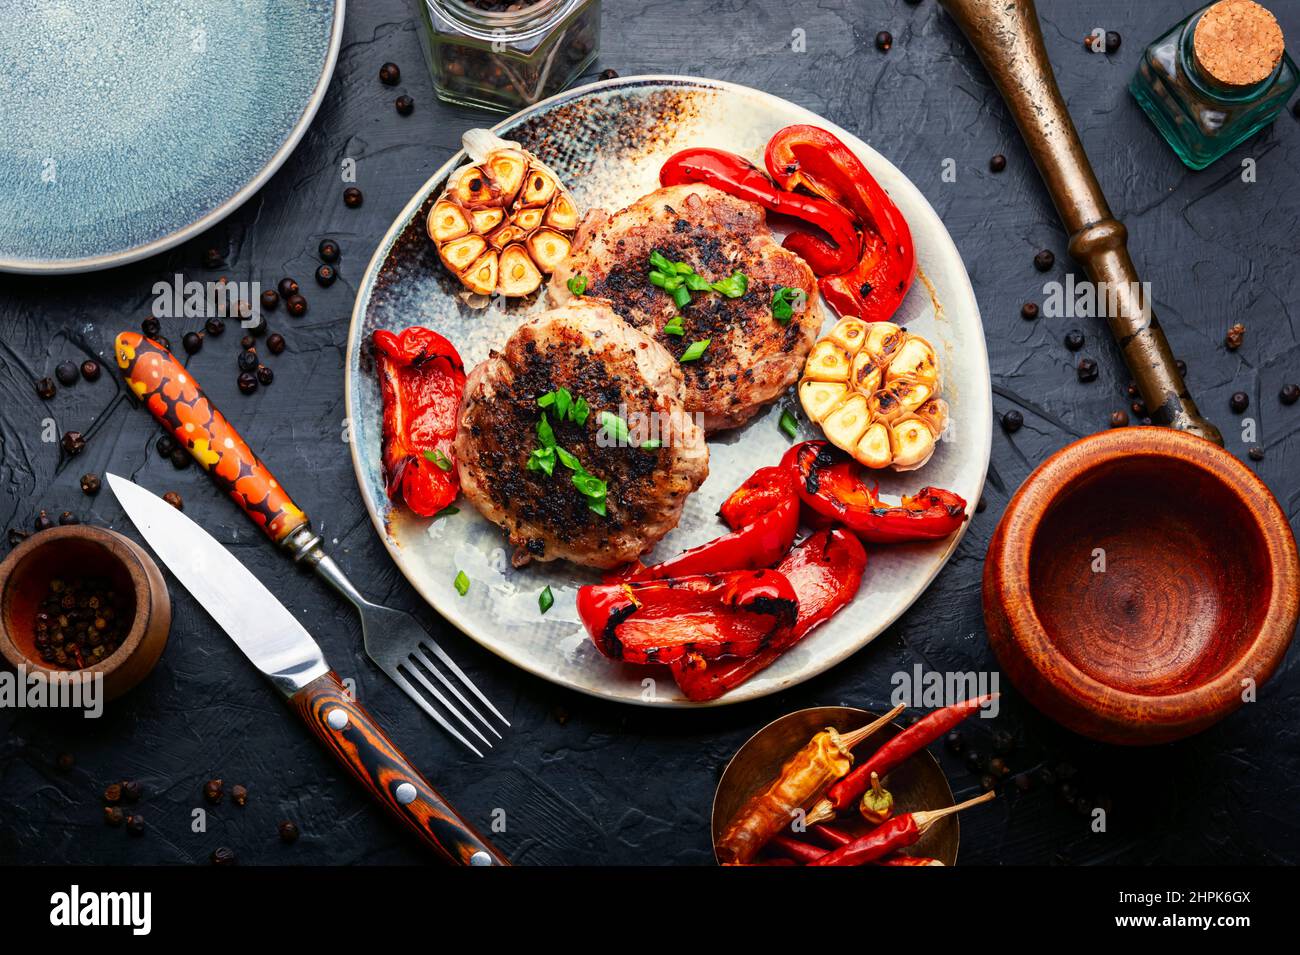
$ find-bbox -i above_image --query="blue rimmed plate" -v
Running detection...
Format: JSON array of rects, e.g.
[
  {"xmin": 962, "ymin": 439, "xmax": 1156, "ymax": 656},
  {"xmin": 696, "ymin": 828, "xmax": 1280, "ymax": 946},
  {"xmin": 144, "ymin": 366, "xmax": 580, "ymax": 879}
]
[{"xmin": 0, "ymin": 0, "xmax": 343, "ymax": 273}]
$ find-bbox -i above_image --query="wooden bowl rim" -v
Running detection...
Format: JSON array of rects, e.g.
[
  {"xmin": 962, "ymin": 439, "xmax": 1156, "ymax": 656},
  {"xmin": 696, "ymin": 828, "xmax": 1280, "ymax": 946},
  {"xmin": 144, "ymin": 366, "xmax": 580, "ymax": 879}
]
[
  {"xmin": 989, "ymin": 427, "xmax": 1300, "ymax": 720},
  {"xmin": 0, "ymin": 525, "xmax": 155, "ymax": 680}
]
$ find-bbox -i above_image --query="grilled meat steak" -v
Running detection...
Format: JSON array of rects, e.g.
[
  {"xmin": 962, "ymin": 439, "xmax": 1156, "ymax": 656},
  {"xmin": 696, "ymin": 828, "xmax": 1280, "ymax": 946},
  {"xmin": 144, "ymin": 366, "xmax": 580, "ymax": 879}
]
[
  {"xmin": 455, "ymin": 301, "xmax": 709, "ymax": 569},
  {"xmin": 551, "ymin": 184, "xmax": 822, "ymax": 431}
]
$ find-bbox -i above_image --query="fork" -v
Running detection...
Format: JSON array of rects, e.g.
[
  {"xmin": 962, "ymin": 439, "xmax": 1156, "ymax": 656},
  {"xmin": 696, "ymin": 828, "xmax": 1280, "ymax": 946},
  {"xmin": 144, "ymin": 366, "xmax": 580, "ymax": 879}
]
[{"xmin": 285, "ymin": 527, "xmax": 511, "ymax": 758}]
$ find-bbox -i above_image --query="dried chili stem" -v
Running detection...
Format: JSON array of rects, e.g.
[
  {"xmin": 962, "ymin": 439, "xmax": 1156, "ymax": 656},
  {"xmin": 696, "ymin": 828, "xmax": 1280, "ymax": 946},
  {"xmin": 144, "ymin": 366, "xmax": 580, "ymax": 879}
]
[
  {"xmin": 912, "ymin": 790, "xmax": 996, "ymax": 833},
  {"xmin": 834, "ymin": 703, "xmax": 906, "ymax": 751}
]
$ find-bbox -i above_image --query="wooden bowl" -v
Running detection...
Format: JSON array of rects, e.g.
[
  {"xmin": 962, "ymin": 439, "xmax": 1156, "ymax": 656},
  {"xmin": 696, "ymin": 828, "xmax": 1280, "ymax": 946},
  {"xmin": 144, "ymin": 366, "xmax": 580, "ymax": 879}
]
[
  {"xmin": 0, "ymin": 525, "xmax": 171, "ymax": 702},
  {"xmin": 984, "ymin": 427, "xmax": 1299, "ymax": 745},
  {"xmin": 712, "ymin": 706, "xmax": 958, "ymax": 865}
]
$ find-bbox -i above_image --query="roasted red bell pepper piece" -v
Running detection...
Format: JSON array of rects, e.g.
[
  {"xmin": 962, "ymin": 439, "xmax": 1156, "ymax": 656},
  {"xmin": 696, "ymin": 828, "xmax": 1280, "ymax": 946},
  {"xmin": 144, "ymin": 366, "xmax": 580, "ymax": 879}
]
[
  {"xmin": 627, "ymin": 495, "xmax": 799, "ymax": 582},
  {"xmin": 373, "ymin": 327, "xmax": 466, "ymax": 518},
  {"xmin": 765, "ymin": 125, "xmax": 915, "ymax": 322},
  {"xmin": 578, "ymin": 570, "xmax": 798, "ymax": 665},
  {"xmin": 719, "ymin": 465, "xmax": 796, "ymax": 531},
  {"xmin": 659, "ymin": 147, "xmax": 860, "ymax": 275},
  {"xmin": 784, "ymin": 441, "xmax": 967, "ymax": 545},
  {"xmin": 669, "ymin": 528, "xmax": 866, "ymax": 701}
]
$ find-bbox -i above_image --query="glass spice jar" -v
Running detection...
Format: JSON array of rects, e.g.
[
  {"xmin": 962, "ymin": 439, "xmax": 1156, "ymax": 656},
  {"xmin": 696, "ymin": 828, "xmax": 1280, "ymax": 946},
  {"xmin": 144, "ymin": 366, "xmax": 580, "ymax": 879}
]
[
  {"xmin": 419, "ymin": 0, "xmax": 601, "ymax": 113},
  {"xmin": 1130, "ymin": 0, "xmax": 1297, "ymax": 170}
]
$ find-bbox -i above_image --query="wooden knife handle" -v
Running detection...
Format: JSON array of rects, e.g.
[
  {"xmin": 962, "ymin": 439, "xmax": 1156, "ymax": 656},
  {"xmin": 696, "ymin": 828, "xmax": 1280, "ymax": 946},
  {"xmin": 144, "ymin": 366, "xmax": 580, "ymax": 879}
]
[
  {"xmin": 291, "ymin": 670, "xmax": 509, "ymax": 866},
  {"xmin": 113, "ymin": 332, "xmax": 311, "ymax": 541}
]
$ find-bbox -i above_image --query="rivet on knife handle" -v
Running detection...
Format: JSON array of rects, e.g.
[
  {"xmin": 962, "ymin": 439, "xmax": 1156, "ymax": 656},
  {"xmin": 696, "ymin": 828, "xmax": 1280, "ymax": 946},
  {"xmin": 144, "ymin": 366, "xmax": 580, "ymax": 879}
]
[
  {"xmin": 114, "ymin": 333, "xmax": 311, "ymax": 541},
  {"xmin": 292, "ymin": 670, "xmax": 509, "ymax": 865}
]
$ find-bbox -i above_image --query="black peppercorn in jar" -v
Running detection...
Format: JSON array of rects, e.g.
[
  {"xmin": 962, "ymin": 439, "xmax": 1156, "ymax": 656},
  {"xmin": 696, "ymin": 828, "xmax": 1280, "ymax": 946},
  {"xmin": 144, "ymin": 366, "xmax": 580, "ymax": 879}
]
[{"xmin": 420, "ymin": 0, "xmax": 601, "ymax": 113}]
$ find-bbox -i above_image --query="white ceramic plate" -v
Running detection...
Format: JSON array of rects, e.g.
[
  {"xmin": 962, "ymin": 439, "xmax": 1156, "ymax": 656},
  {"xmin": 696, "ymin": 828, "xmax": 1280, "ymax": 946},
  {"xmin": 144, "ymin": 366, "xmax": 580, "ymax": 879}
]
[{"xmin": 345, "ymin": 76, "xmax": 991, "ymax": 706}]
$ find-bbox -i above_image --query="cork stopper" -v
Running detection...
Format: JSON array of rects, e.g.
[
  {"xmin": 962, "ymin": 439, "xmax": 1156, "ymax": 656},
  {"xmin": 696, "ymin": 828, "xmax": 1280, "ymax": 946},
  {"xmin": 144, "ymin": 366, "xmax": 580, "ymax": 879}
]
[{"xmin": 1193, "ymin": 0, "xmax": 1285, "ymax": 87}]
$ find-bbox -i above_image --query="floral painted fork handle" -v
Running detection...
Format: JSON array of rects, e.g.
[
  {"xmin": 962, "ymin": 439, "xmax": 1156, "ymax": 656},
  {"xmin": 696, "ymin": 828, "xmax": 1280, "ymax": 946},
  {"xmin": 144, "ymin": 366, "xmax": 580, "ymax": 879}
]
[{"xmin": 115, "ymin": 332, "xmax": 309, "ymax": 542}]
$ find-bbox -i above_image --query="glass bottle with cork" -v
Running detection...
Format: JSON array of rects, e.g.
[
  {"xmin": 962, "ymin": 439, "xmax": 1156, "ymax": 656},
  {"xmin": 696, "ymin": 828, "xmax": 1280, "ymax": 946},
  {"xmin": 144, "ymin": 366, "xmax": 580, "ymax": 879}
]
[{"xmin": 1131, "ymin": 0, "xmax": 1297, "ymax": 169}]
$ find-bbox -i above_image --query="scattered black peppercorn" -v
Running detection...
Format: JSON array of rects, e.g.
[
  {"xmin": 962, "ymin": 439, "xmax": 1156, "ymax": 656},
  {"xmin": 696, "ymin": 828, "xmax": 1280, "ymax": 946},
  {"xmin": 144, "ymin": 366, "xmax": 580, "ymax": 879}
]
[
  {"xmin": 237, "ymin": 372, "xmax": 259, "ymax": 395},
  {"xmin": 277, "ymin": 277, "xmax": 299, "ymax": 299},
  {"xmin": 121, "ymin": 780, "xmax": 142, "ymax": 803},
  {"xmin": 1281, "ymin": 383, "xmax": 1300, "ymax": 405},
  {"xmin": 57, "ymin": 752, "xmax": 74, "ymax": 771},
  {"xmin": 379, "ymin": 62, "xmax": 400, "ymax": 85},
  {"xmin": 182, "ymin": 331, "xmax": 203, "ymax": 354},
  {"xmin": 599, "ymin": 68, "xmax": 619, "ymax": 80},
  {"xmin": 34, "ymin": 574, "xmax": 127, "ymax": 667},
  {"xmin": 980, "ymin": 774, "xmax": 997, "ymax": 792},
  {"xmin": 35, "ymin": 511, "xmax": 54, "ymax": 532},
  {"xmin": 240, "ymin": 334, "xmax": 256, "ymax": 350},
  {"xmin": 59, "ymin": 511, "xmax": 79, "ymax": 526},
  {"xmin": 126, "ymin": 814, "xmax": 145, "ymax": 836},
  {"xmin": 1126, "ymin": 382, "xmax": 1140, "ymax": 397},
  {"xmin": 964, "ymin": 749, "xmax": 985, "ymax": 772},
  {"xmin": 203, "ymin": 779, "xmax": 224, "ymax": 804},
  {"xmin": 142, "ymin": 317, "xmax": 162, "ymax": 338},
  {"xmin": 81, "ymin": 359, "xmax": 101, "ymax": 382},
  {"xmin": 1176, "ymin": 358, "xmax": 1187, "ymax": 377},
  {"xmin": 205, "ymin": 317, "xmax": 226, "ymax": 337},
  {"xmin": 1131, "ymin": 400, "xmax": 1148, "ymax": 417},
  {"xmin": 1105, "ymin": 31, "xmax": 1122, "ymax": 54},
  {"xmin": 875, "ymin": 30, "xmax": 893, "ymax": 52},
  {"xmin": 988, "ymin": 757, "xmax": 1010, "ymax": 778},
  {"xmin": 286, "ymin": 293, "xmax": 308, "ymax": 317},
  {"xmin": 1224, "ymin": 323, "xmax": 1245, "ymax": 350},
  {"xmin": 157, "ymin": 336, "xmax": 172, "ymax": 352},
  {"xmin": 7, "ymin": 528, "xmax": 28, "ymax": 547},
  {"xmin": 1230, "ymin": 391, "xmax": 1249, "ymax": 413},
  {"xmin": 1001, "ymin": 410, "xmax": 1024, "ymax": 433},
  {"xmin": 395, "ymin": 94, "xmax": 414, "ymax": 116},
  {"xmin": 1033, "ymin": 249, "xmax": 1055, "ymax": 271},
  {"xmin": 1110, "ymin": 410, "xmax": 1129, "ymax": 428},
  {"xmin": 989, "ymin": 154, "xmax": 1006, "ymax": 173},
  {"xmin": 210, "ymin": 846, "xmax": 238, "ymax": 866},
  {"xmin": 80, "ymin": 473, "xmax": 101, "ymax": 496},
  {"xmin": 1014, "ymin": 774, "xmax": 1033, "ymax": 792},
  {"xmin": 343, "ymin": 187, "xmax": 364, "ymax": 208},
  {"xmin": 238, "ymin": 349, "xmax": 259, "ymax": 372},
  {"xmin": 170, "ymin": 447, "xmax": 191, "ymax": 469},
  {"xmin": 257, "ymin": 365, "xmax": 274, "ymax": 386},
  {"xmin": 1064, "ymin": 329, "xmax": 1085, "ymax": 351},
  {"xmin": 104, "ymin": 783, "xmax": 122, "ymax": 804},
  {"xmin": 1077, "ymin": 357, "xmax": 1099, "ymax": 382},
  {"xmin": 104, "ymin": 806, "xmax": 125, "ymax": 827},
  {"xmin": 266, "ymin": 333, "xmax": 286, "ymax": 355},
  {"xmin": 260, "ymin": 289, "xmax": 280, "ymax": 312},
  {"xmin": 156, "ymin": 433, "xmax": 176, "ymax": 457},
  {"xmin": 992, "ymin": 731, "xmax": 1014, "ymax": 755},
  {"xmin": 61, "ymin": 431, "xmax": 86, "ymax": 455},
  {"xmin": 36, "ymin": 377, "xmax": 57, "ymax": 399},
  {"xmin": 945, "ymin": 731, "xmax": 965, "ymax": 754},
  {"xmin": 278, "ymin": 820, "xmax": 300, "ymax": 843},
  {"xmin": 231, "ymin": 784, "xmax": 249, "ymax": 806},
  {"xmin": 1020, "ymin": 302, "xmax": 1039, "ymax": 320},
  {"xmin": 162, "ymin": 491, "xmax": 183, "ymax": 511},
  {"xmin": 1248, "ymin": 446, "xmax": 1265, "ymax": 461},
  {"xmin": 55, "ymin": 361, "xmax": 79, "ymax": 386},
  {"xmin": 315, "ymin": 264, "xmax": 336, "ymax": 287},
  {"xmin": 318, "ymin": 239, "xmax": 340, "ymax": 262},
  {"xmin": 203, "ymin": 247, "xmax": 224, "ymax": 269}
]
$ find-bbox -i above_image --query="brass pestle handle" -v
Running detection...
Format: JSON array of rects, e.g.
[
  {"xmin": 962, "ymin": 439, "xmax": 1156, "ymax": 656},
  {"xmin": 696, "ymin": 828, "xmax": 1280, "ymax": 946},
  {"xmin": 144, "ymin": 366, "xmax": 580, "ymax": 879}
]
[{"xmin": 938, "ymin": 0, "xmax": 1223, "ymax": 445}]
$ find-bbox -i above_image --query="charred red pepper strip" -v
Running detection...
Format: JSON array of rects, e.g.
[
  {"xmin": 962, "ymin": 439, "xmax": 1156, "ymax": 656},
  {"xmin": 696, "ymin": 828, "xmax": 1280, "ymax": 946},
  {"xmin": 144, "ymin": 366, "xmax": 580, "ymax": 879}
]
[
  {"xmin": 660, "ymin": 148, "xmax": 860, "ymax": 276},
  {"xmin": 809, "ymin": 792, "xmax": 994, "ymax": 866},
  {"xmin": 577, "ymin": 570, "xmax": 797, "ymax": 666},
  {"xmin": 628, "ymin": 496, "xmax": 799, "ymax": 583},
  {"xmin": 819, "ymin": 693, "xmax": 999, "ymax": 816},
  {"xmin": 784, "ymin": 441, "xmax": 968, "ymax": 545},
  {"xmin": 719, "ymin": 465, "xmax": 796, "ymax": 531},
  {"xmin": 373, "ymin": 327, "xmax": 466, "ymax": 518},
  {"xmin": 766, "ymin": 125, "xmax": 915, "ymax": 323},
  {"xmin": 670, "ymin": 528, "xmax": 866, "ymax": 702}
]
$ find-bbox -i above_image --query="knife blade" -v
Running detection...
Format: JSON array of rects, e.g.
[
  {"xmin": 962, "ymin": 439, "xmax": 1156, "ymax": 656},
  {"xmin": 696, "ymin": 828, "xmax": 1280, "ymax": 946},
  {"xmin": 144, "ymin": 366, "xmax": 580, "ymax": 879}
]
[{"xmin": 107, "ymin": 473, "xmax": 508, "ymax": 866}]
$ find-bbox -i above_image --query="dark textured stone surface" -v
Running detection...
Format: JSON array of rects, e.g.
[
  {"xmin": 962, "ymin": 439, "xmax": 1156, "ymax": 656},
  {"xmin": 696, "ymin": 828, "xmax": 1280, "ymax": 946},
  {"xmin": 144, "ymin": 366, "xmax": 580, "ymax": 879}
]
[{"xmin": 1, "ymin": 0, "xmax": 1297, "ymax": 866}]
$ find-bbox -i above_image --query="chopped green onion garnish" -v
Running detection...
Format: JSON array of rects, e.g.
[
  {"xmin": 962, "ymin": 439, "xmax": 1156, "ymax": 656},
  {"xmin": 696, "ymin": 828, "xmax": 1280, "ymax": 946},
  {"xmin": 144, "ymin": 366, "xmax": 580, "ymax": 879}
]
[
  {"xmin": 663, "ymin": 315, "xmax": 685, "ymax": 337},
  {"xmin": 527, "ymin": 446, "xmax": 557, "ymax": 475},
  {"xmin": 671, "ymin": 285, "xmax": 691, "ymax": 309},
  {"xmin": 680, "ymin": 338, "xmax": 711, "ymax": 362},
  {"xmin": 683, "ymin": 272, "xmax": 713, "ymax": 292},
  {"xmin": 567, "ymin": 275, "xmax": 588, "ymax": 296},
  {"xmin": 641, "ymin": 439, "xmax": 662, "ymax": 451},
  {"xmin": 539, "ymin": 586, "xmax": 554, "ymax": 614},
  {"xmin": 771, "ymin": 286, "xmax": 801, "ymax": 324},
  {"xmin": 423, "ymin": 448, "xmax": 453, "ymax": 471},
  {"xmin": 779, "ymin": 409, "xmax": 799, "ymax": 439},
  {"xmin": 555, "ymin": 446, "xmax": 582, "ymax": 471},
  {"xmin": 599, "ymin": 411, "xmax": 631, "ymax": 445},
  {"xmin": 649, "ymin": 250, "xmax": 675, "ymax": 274},
  {"xmin": 453, "ymin": 570, "xmax": 470, "ymax": 596},
  {"xmin": 649, "ymin": 271, "xmax": 669, "ymax": 289},
  {"xmin": 572, "ymin": 396, "xmax": 590, "ymax": 426},
  {"xmin": 711, "ymin": 272, "xmax": 749, "ymax": 298},
  {"xmin": 433, "ymin": 504, "xmax": 460, "ymax": 520},
  {"xmin": 537, "ymin": 412, "xmax": 556, "ymax": 449}
]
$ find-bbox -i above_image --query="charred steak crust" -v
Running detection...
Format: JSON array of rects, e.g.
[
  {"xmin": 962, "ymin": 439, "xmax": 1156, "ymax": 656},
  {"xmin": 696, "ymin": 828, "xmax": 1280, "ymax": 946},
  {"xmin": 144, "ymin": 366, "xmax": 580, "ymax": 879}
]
[
  {"xmin": 455, "ymin": 302, "xmax": 708, "ymax": 569},
  {"xmin": 552, "ymin": 184, "xmax": 823, "ymax": 431}
]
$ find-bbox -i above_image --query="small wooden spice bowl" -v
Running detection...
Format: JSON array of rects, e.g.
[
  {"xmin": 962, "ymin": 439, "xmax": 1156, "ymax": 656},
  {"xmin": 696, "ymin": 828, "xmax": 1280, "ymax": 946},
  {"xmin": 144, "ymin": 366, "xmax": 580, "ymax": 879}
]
[
  {"xmin": 984, "ymin": 427, "xmax": 1299, "ymax": 745},
  {"xmin": 712, "ymin": 706, "xmax": 958, "ymax": 865},
  {"xmin": 0, "ymin": 525, "xmax": 171, "ymax": 702}
]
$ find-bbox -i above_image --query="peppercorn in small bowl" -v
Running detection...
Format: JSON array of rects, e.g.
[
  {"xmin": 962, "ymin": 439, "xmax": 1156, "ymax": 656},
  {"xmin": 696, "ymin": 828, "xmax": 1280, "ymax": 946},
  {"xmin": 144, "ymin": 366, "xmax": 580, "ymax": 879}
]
[{"xmin": 0, "ymin": 525, "xmax": 171, "ymax": 701}]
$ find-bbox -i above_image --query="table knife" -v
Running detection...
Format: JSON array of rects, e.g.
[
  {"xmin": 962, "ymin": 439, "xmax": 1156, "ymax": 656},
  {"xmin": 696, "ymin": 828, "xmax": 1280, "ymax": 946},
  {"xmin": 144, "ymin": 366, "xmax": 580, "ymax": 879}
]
[{"xmin": 106, "ymin": 473, "xmax": 508, "ymax": 866}]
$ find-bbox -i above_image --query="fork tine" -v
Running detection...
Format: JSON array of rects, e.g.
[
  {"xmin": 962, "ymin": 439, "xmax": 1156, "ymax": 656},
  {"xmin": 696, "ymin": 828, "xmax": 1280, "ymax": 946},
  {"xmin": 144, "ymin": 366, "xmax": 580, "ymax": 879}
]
[
  {"xmin": 411, "ymin": 646, "xmax": 503, "ymax": 740},
  {"xmin": 387, "ymin": 665, "xmax": 484, "ymax": 759},
  {"xmin": 401, "ymin": 656, "xmax": 493, "ymax": 749},
  {"xmin": 418, "ymin": 637, "xmax": 511, "ymax": 727}
]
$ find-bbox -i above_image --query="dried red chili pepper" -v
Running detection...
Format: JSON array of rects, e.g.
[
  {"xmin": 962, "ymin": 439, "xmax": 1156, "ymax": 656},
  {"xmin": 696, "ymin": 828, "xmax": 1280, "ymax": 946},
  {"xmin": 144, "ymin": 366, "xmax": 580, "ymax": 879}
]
[
  {"xmin": 785, "ymin": 441, "xmax": 968, "ymax": 545},
  {"xmin": 765, "ymin": 125, "xmax": 915, "ymax": 323},
  {"xmin": 877, "ymin": 855, "xmax": 944, "ymax": 866},
  {"xmin": 373, "ymin": 327, "xmax": 466, "ymax": 518},
  {"xmin": 719, "ymin": 465, "xmax": 796, "ymax": 531},
  {"xmin": 767, "ymin": 833, "xmax": 828, "ymax": 864},
  {"xmin": 807, "ymin": 825, "xmax": 942, "ymax": 865},
  {"xmin": 808, "ymin": 791, "xmax": 994, "ymax": 866},
  {"xmin": 627, "ymin": 495, "xmax": 799, "ymax": 582},
  {"xmin": 659, "ymin": 148, "xmax": 860, "ymax": 275},
  {"xmin": 578, "ymin": 569, "xmax": 798, "ymax": 666},
  {"xmin": 807, "ymin": 691, "xmax": 999, "ymax": 823},
  {"xmin": 670, "ymin": 528, "xmax": 867, "ymax": 702}
]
